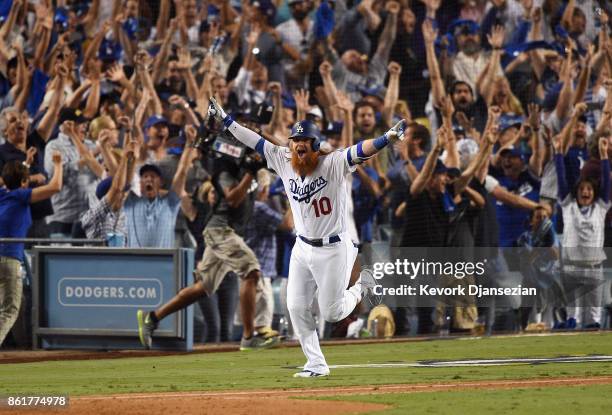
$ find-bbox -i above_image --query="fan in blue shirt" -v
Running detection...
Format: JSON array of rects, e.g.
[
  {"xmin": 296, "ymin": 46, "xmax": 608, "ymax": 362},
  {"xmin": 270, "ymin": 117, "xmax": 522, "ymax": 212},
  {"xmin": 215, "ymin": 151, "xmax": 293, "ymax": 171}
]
[{"xmin": 0, "ymin": 154, "xmax": 64, "ymax": 260}]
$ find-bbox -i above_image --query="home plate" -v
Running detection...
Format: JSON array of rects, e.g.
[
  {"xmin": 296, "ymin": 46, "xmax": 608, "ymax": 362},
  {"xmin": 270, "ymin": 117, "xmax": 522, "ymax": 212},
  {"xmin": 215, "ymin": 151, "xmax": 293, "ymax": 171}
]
[{"xmin": 326, "ymin": 355, "xmax": 612, "ymax": 369}]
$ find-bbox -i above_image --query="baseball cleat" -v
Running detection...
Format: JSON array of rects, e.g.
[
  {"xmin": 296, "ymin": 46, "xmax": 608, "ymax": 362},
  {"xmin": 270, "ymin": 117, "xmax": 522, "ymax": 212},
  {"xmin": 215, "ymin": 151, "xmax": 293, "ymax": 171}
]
[
  {"xmin": 239, "ymin": 334, "xmax": 280, "ymax": 351},
  {"xmin": 293, "ymin": 370, "xmax": 329, "ymax": 378},
  {"xmin": 137, "ymin": 310, "xmax": 157, "ymax": 350},
  {"xmin": 359, "ymin": 268, "xmax": 382, "ymax": 305}
]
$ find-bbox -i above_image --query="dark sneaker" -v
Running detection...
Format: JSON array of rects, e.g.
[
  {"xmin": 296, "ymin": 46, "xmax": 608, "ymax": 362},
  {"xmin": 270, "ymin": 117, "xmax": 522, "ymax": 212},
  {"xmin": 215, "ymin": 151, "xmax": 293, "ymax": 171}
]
[{"xmin": 239, "ymin": 334, "xmax": 279, "ymax": 351}]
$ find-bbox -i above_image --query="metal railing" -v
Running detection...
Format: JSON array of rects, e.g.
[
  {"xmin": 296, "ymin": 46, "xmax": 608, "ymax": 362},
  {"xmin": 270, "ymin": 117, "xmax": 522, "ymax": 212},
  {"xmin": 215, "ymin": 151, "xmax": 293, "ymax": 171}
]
[{"xmin": 0, "ymin": 238, "xmax": 106, "ymax": 245}]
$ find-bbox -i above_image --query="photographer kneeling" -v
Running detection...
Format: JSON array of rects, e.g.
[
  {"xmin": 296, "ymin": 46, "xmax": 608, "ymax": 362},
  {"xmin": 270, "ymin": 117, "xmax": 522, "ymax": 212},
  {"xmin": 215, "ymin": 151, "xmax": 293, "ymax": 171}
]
[{"xmin": 136, "ymin": 120, "xmax": 274, "ymax": 350}]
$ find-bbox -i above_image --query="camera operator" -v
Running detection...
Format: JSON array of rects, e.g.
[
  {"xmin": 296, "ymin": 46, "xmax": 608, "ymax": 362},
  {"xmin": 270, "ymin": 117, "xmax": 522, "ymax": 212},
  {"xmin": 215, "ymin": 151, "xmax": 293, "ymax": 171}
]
[{"xmin": 136, "ymin": 112, "xmax": 277, "ymax": 351}]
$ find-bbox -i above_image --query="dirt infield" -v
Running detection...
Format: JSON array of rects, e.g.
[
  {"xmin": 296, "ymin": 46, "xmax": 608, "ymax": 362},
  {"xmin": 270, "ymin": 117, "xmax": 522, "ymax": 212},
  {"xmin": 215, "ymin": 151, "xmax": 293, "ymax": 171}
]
[{"xmin": 7, "ymin": 376, "xmax": 612, "ymax": 415}]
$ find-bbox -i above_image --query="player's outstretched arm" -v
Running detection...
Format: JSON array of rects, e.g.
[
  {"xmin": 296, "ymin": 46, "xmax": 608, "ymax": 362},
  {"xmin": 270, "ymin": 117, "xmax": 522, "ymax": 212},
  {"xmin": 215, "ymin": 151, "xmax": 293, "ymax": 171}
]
[
  {"xmin": 346, "ymin": 119, "xmax": 406, "ymax": 166},
  {"xmin": 208, "ymin": 97, "xmax": 267, "ymax": 155}
]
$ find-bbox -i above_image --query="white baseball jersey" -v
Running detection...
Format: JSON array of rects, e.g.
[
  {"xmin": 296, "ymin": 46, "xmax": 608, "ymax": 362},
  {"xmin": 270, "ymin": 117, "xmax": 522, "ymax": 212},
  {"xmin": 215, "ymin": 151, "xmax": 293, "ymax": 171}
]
[{"xmin": 262, "ymin": 141, "xmax": 356, "ymax": 239}]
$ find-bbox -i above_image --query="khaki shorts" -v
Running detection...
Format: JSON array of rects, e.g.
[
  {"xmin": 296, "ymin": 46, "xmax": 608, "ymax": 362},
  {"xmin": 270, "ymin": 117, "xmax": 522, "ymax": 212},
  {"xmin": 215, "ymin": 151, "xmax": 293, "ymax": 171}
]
[
  {"xmin": 195, "ymin": 226, "xmax": 260, "ymax": 294},
  {"xmin": 0, "ymin": 256, "xmax": 23, "ymax": 345}
]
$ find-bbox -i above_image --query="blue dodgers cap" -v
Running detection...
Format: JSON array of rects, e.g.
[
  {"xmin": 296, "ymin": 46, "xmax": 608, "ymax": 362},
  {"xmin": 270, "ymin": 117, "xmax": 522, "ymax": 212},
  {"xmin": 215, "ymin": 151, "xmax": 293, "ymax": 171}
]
[
  {"xmin": 139, "ymin": 164, "xmax": 162, "ymax": 177},
  {"xmin": 452, "ymin": 123, "xmax": 466, "ymax": 136},
  {"xmin": 449, "ymin": 19, "xmax": 480, "ymax": 36},
  {"xmin": 122, "ymin": 17, "xmax": 139, "ymax": 40},
  {"xmin": 433, "ymin": 158, "xmax": 448, "ymax": 174},
  {"xmin": 499, "ymin": 145, "xmax": 529, "ymax": 163},
  {"xmin": 446, "ymin": 167, "xmax": 462, "ymax": 178},
  {"xmin": 0, "ymin": 1, "xmax": 11, "ymax": 22},
  {"xmin": 99, "ymin": 38, "xmax": 122, "ymax": 62},
  {"xmin": 207, "ymin": 4, "xmax": 221, "ymax": 22},
  {"xmin": 289, "ymin": 120, "xmax": 321, "ymax": 141},
  {"xmin": 251, "ymin": 0, "xmax": 276, "ymax": 22},
  {"xmin": 281, "ymin": 91, "xmax": 296, "ymax": 110},
  {"xmin": 96, "ymin": 176, "xmax": 130, "ymax": 198},
  {"xmin": 54, "ymin": 7, "xmax": 69, "ymax": 30},
  {"xmin": 144, "ymin": 115, "xmax": 169, "ymax": 130},
  {"xmin": 96, "ymin": 177, "xmax": 113, "ymax": 199},
  {"xmin": 324, "ymin": 121, "xmax": 344, "ymax": 136},
  {"xmin": 498, "ymin": 113, "xmax": 524, "ymax": 132},
  {"xmin": 71, "ymin": 2, "xmax": 89, "ymax": 17},
  {"xmin": 359, "ymin": 84, "xmax": 386, "ymax": 101},
  {"xmin": 59, "ymin": 107, "xmax": 88, "ymax": 124}
]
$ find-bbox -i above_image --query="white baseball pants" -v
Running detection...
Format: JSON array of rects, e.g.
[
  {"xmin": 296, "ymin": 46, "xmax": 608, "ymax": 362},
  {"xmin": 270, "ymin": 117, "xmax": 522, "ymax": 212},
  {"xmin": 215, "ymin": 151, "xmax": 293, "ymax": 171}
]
[{"xmin": 287, "ymin": 234, "xmax": 361, "ymax": 374}]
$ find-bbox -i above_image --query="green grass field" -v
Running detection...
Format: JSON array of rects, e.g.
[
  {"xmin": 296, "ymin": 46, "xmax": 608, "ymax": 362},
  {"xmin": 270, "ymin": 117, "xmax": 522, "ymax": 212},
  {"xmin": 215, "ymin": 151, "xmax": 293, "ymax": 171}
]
[
  {"xmin": 321, "ymin": 385, "xmax": 612, "ymax": 415},
  {"xmin": 1, "ymin": 333, "xmax": 612, "ymax": 414}
]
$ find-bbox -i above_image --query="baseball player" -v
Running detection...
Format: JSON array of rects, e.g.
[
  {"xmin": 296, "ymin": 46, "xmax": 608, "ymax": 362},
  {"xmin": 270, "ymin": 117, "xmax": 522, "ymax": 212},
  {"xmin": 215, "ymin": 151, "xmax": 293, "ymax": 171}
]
[{"xmin": 208, "ymin": 98, "xmax": 406, "ymax": 377}]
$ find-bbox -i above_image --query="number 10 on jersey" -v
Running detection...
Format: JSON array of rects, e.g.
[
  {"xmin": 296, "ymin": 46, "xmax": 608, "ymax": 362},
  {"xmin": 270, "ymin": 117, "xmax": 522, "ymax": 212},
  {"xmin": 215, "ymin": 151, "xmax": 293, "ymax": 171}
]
[{"xmin": 312, "ymin": 197, "xmax": 332, "ymax": 217}]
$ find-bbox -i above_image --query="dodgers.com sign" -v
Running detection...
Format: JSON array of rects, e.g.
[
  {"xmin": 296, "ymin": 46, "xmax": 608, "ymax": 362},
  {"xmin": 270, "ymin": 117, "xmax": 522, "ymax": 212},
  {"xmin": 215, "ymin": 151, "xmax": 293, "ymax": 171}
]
[{"xmin": 58, "ymin": 277, "xmax": 163, "ymax": 308}]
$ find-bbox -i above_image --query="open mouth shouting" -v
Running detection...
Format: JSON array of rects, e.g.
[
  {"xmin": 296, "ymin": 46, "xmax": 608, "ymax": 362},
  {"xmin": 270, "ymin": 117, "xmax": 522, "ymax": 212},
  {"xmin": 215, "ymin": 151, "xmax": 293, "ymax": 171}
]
[{"xmin": 294, "ymin": 142, "xmax": 309, "ymax": 159}]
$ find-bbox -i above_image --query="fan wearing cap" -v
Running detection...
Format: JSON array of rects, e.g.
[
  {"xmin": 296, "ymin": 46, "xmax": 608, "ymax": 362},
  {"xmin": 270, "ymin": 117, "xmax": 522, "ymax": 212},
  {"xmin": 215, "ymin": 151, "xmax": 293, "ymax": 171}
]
[
  {"xmin": 241, "ymin": 0, "xmax": 283, "ymax": 83},
  {"xmin": 275, "ymin": 0, "xmax": 315, "ymax": 90},
  {"xmin": 400, "ymin": 126, "xmax": 495, "ymax": 248},
  {"xmin": 142, "ymin": 115, "xmax": 170, "ymax": 162},
  {"xmin": 99, "ymin": 90, "xmax": 124, "ymax": 121},
  {"xmin": 358, "ymin": 84, "xmax": 387, "ymax": 119},
  {"xmin": 556, "ymin": 103, "xmax": 590, "ymax": 189},
  {"xmin": 448, "ymin": 19, "xmax": 487, "ymax": 94},
  {"xmin": 124, "ymin": 125, "xmax": 197, "ymax": 248},
  {"xmin": 423, "ymin": 15, "xmax": 479, "ymax": 131},
  {"xmin": 492, "ymin": 143, "xmax": 541, "ymax": 247},
  {"xmin": 44, "ymin": 108, "xmax": 101, "ymax": 238},
  {"xmin": 232, "ymin": 3, "xmax": 277, "ymax": 110},
  {"xmin": 305, "ymin": 106, "xmax": 323, "ymax": 130},
  {"xmin": 80, "ymin": 141, "xmax": 136, "ymax": 244},
  {"xmin": 208, "ymin": 96, "xmax": 407, "ymax": 377},
  {"xmin": 494, "ymin": 113, "xmax": 526, "ymax": 148}
]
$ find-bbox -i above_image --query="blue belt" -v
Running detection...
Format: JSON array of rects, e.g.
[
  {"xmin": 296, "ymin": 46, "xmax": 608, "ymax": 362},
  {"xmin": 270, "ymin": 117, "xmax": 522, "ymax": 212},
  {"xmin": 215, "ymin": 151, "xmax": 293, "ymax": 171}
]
[{"xmin": 299, "ymin": 235, "xmax": 341, "ymax": 247}]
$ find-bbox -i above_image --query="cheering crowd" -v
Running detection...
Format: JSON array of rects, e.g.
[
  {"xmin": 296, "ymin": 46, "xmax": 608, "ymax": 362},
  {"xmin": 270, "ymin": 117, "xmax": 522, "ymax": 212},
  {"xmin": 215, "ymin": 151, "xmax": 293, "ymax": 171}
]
[{"xmin": 1, "ymin": 0, "xmax": 612, "ymax": 347}]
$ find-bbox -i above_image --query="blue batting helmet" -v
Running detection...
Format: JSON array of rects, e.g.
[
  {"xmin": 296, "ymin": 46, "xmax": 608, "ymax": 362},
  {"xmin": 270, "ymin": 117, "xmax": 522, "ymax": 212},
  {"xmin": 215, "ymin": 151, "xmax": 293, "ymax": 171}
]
[{"xmin": 289, "ymin": 120, "xmax": 321, "ymax": 151}]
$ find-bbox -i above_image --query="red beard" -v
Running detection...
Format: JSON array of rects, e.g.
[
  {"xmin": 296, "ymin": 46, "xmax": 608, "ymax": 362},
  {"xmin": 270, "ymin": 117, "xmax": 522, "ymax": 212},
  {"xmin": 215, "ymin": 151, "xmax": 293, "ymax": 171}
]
[{"xmin": 291, "ymin": 148, "xmax": 320, "ymax": 177}]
